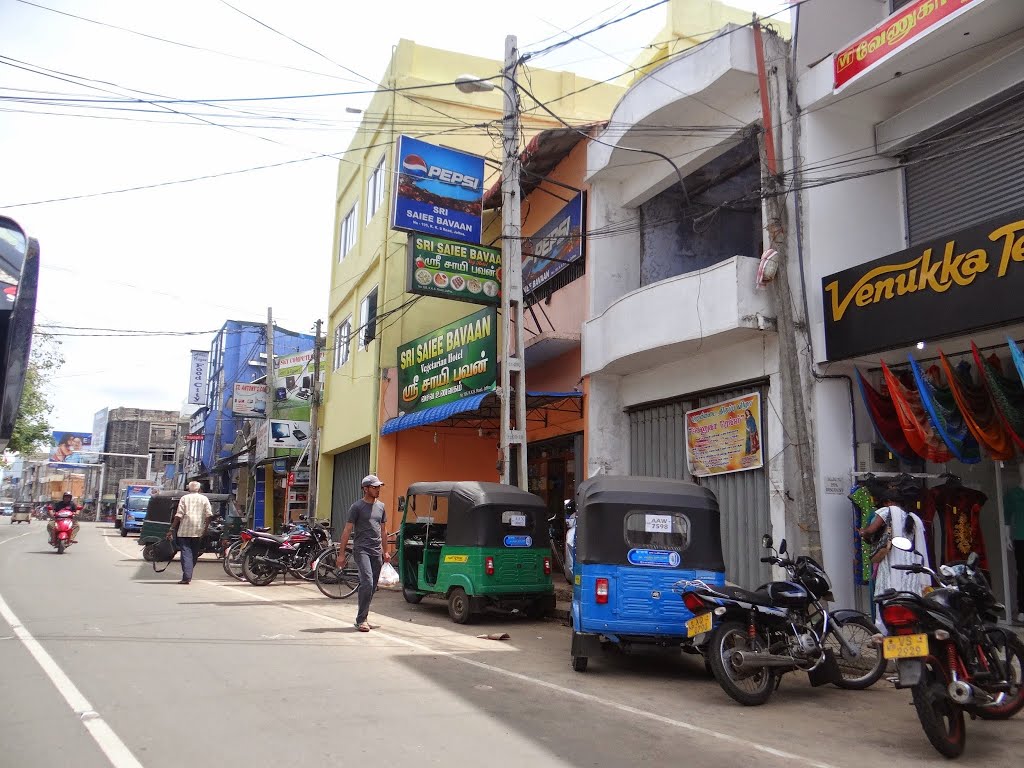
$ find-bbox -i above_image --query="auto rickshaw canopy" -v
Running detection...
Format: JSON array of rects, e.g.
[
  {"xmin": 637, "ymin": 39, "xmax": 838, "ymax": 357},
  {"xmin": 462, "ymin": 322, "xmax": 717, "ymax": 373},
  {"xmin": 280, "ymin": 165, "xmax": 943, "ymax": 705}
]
[{"xmin": 574, "ymin": 475, "xmax": 725, "ymax": 571}]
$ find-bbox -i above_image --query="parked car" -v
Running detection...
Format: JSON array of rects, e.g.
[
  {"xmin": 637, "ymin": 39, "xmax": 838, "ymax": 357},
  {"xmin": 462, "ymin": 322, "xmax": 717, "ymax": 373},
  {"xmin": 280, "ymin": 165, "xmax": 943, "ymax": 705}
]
[{"xmin": 1, "ymin": 505, "xmax": 13, "ymax": 516}]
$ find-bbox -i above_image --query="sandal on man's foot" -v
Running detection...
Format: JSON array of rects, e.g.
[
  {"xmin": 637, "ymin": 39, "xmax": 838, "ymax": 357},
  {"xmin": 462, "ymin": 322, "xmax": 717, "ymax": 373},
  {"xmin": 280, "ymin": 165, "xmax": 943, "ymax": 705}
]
[{"xmin": 356, "ymin": 622, "xmax": 371, "ymax": 632}]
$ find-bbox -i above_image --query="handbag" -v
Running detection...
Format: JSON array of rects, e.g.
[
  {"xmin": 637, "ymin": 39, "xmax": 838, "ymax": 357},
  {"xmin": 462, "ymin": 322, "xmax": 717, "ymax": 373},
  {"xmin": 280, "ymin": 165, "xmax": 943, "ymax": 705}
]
[
  {"xmin": 151, "ymin": 536, "xmax": 177, "ymax": 573},
  {"xmin": 868, "ymin": 508, "xmax": 894, "ymax": 560}
]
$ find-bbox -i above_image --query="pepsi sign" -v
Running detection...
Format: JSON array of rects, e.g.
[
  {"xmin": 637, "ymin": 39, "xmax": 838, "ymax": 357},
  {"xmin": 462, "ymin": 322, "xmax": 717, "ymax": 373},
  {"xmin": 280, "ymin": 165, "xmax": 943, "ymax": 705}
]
[{"xmin": 391, "ymin": 135, "xmax": 486, "ymax": 245}]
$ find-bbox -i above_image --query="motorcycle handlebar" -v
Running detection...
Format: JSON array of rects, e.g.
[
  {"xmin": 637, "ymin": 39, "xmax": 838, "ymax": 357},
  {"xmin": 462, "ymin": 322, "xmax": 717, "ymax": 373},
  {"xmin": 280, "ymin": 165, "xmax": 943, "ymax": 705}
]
[{"xmin": 759, "ymin": 557, "xmax": 775, "ymax": 563}]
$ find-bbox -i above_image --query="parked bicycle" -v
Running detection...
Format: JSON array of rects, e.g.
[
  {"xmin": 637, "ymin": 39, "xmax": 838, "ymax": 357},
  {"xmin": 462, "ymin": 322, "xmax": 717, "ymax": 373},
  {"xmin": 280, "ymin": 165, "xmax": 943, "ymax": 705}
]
[{"xmin": 314, "ymin": 532, "xmax": 397, "ymax": 599}]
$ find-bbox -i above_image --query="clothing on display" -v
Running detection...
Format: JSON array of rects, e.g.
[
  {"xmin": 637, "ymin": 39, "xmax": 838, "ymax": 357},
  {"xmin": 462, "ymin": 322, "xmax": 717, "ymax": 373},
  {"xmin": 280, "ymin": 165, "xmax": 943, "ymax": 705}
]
[
  {"xmin": 927, "ymin": 481, "xmax": 989, "ymax": 571},
  {"xmin": 939, "ymin": 351, "xmax": 1016, "ymax": 460},
  {"xmin": 882, "ymin": 362, "xmax": 955, "ymax": 463},
  {"xmin": 910, "ymin": 356, "xmax": 981, "ymax": 463},
  {"xmin": 974, "ymin": 343, "xmax": 1024, "ymax": 451},
  {"xmin": 855, "ymin": 369, "xmax": 917, "ymax": 462}
]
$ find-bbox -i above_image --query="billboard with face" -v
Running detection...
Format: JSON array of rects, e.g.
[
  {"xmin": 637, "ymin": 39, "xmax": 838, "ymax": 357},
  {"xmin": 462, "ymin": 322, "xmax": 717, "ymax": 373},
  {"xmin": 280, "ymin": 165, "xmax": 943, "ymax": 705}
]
[{"xmin": 50, "ymin": 431, "xmax": 94, "ymax": 466}]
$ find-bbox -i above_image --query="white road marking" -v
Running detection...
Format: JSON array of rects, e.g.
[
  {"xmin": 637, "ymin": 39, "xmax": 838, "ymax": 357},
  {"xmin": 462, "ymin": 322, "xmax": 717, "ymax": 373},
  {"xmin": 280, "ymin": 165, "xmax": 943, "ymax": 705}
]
[
  {"xmin": 0, "ymin": 591, "xmax": 143, "ymax": 768},
  {"xmin": 212, "ymin": 582, "xmax": 840, "ymax": 768},
  {"xmin": 0, "ymin": 530, "xmax": 36, "ymax": 545}
]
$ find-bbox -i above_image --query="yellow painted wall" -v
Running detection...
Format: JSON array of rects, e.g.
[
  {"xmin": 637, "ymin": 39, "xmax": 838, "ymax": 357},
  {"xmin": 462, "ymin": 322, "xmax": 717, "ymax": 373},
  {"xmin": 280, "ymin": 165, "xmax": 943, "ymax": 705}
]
[{"xmin": 316, "ymin": 39, "xmax": 622, "ymax": 521}]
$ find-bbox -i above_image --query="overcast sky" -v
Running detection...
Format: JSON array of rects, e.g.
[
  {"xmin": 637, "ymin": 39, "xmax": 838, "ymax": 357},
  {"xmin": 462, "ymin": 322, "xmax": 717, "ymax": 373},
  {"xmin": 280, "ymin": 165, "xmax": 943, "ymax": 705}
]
[{"xmin": 0, "ymin": 0, "xmax": 790, "ymax": 437}]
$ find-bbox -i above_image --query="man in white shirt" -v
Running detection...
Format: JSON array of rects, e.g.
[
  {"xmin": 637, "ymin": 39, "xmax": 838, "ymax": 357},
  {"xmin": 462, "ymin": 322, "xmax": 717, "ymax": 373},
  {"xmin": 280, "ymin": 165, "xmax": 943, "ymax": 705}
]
[{"xmin": 166, "ymin": 481, "xmax": 213, "ymax": 585}]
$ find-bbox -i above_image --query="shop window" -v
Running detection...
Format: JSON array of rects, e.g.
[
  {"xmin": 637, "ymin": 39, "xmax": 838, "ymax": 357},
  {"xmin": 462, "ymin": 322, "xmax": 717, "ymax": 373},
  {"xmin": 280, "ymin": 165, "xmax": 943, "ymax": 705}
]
[
  {"xmin": 358, "ymin": 286, "xmax": 378, "ymax": 350},
  {"xmin": 623, "ymin": 510, "xmax": 690, "ymax": 551}
]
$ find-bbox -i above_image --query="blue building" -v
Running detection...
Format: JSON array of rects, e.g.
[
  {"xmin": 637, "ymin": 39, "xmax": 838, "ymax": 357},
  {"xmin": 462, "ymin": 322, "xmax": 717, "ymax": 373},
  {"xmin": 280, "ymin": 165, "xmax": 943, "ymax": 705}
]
[{"xmin": 189, "ymin": 320, "xmax": 315, "ymax": 523}]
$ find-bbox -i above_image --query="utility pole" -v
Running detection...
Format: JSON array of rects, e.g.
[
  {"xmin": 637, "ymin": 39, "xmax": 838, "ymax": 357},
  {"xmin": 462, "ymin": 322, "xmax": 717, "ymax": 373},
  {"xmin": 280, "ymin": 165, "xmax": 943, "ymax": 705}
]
[
  {"xmin": 306, "ymin": 319, "xmax": 322, "ymax": 521},
  {"xmin": 264, "ymin": 307, "xmax": 275, "ymax": 530},
  {"xmin": 500, "ymin": 34, "xmax": 528, "ymax": 490},
  {"xmin": 753, "ymin": 17, "xmax": 821, "ymax": 562}
]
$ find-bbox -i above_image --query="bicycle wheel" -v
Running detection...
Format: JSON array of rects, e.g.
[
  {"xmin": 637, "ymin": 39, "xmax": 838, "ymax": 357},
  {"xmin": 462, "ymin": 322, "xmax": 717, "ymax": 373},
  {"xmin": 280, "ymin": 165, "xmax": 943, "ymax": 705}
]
[
  {"xmin": 222, "ymin": 540, "xmax": 245, "ymax": 581},
  {"xmin": 314, "ymin": 546, "xmax": 359, "ymax": 599}
]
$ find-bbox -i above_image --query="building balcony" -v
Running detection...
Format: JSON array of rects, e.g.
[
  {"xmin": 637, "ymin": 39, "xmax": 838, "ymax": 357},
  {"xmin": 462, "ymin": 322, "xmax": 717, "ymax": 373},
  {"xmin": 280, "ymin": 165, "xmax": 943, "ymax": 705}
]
[{"xmin": 582, "ymin": 255, "xmax": 775, "ymax": 376}]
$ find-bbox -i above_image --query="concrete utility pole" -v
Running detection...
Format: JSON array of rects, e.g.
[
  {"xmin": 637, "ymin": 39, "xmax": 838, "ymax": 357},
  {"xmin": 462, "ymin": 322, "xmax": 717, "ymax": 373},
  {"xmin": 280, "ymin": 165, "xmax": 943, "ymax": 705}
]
[
  {"xmin": 264, "ymin": 307, "xmax": 275, "ymax": 529},
  {"xmin": 306, "ymin": 319, "xmax": 322, "ymax": 521},
  {"xmin": 499, "ymin": 34, "xmax": 529, "ymax": 490},
  {"xmin": 753, "ymin": 18, "xmax": 821, "ymax": 561}
]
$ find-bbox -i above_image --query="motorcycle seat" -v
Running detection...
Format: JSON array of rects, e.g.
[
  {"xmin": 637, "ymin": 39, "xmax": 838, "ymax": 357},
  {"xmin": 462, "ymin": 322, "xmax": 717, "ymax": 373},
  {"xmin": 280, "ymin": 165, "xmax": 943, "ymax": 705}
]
[
  {"xmin": 251, "ymin": 532, "xmax": 289, "ymax": 544},
  {"xmin": 716, "ymin": 585, "xmax": 776, "ymax": 606}
]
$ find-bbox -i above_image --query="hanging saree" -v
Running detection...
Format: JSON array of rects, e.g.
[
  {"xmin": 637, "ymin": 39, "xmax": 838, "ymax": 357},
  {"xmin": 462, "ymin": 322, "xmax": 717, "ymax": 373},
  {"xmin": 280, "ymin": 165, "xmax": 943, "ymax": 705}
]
[
  {"xmin": 1010, "ymin": 338, "xmax": 1024, "ymax": 388},
  {"xmin": 938, "ymin": 350, "xmax": 1015, "ymax": 460},
  {"xmin": 909, "ymin": 356, "xmax": 981, "ymax": 463},
  {"xmin": 854, "ymin": 368, "xmax": 916, "ymax": 462},
  {"xmin": 972, "ymin": 342, "xmax": 1024, "ymax": 451},
  {"xmin": 881, "ymin": 361, "xmax": 955, "ymax": 463}
]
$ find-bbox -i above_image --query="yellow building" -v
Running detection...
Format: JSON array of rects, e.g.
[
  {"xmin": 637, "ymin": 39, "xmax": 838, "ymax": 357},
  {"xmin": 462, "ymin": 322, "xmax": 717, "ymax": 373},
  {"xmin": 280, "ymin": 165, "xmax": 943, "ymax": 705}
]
[{"xmin": 316, "ymin": 38, "xmax": 622, "ymax": 524}]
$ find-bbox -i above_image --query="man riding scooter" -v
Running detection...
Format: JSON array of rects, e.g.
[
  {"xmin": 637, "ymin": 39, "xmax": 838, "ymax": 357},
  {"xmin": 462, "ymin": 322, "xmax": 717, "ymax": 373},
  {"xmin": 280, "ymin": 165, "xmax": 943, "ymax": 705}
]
[{"xmin": 47, "ymin": 492, "xmax": 80, "ymax": 547}]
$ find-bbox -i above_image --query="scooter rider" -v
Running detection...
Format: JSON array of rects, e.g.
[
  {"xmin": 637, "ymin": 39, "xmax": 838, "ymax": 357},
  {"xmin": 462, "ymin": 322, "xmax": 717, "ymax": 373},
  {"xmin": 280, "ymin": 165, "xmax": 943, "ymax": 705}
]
[{"xmin": 47, "ymin": 492, "xmax": 80, "ymax": 546}]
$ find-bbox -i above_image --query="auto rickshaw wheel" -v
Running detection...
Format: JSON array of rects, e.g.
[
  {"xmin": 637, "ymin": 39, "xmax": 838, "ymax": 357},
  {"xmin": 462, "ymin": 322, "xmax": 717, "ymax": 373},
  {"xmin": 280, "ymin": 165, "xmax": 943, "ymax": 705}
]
[
  {"xmin": 403, "ymin": 587, "xmax": 424, "ymax": 604},
  {"xmin": 571, "ymin": 655, "xmax": 588, "ymax": 672},
  {"xmin": 447, "ymin": 587, "xmax": 472, "ymax": 624},
  {"xmin": 120, "ymin": 527, "xmax": 128, "ymax": 537}
]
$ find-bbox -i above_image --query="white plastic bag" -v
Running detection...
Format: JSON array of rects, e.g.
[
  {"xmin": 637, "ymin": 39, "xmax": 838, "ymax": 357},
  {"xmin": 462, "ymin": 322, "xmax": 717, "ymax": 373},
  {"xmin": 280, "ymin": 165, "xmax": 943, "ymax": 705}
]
[{"xmin": 378, "ymin": 561, "xmax": 400, "ymax": 589}]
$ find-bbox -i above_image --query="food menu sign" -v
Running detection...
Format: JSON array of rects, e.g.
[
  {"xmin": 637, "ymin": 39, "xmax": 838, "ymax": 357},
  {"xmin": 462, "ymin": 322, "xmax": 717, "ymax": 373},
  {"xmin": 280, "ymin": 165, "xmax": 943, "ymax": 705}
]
[
  {"xmin": 397, "ymin": 307, "xmax": 497, "ymax": 416},
  {"xmin": 522, "ymin": 192, "xmax": 585, "ymax": 296},
  {"xmin": 833, "ymin": 0, "xmax": 983, "ymax": 91},
  {"xmin": 685, "ymin": 393, "xmax": 763, "ymax": 477},
  {"xmin": 407, "ymin": 234, "xmax": 500, "ymax": 306},
  {"xmin": 391, "ymin": 135, "xmax": 486, "ymax": 245}
]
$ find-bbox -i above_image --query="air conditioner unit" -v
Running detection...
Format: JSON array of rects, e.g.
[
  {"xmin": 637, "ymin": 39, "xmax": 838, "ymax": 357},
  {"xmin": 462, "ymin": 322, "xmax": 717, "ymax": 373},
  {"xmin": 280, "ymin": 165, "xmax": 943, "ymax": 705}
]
[{"xmin": 855, "ymin": 442, "xmax": 900, "ymax": 474}]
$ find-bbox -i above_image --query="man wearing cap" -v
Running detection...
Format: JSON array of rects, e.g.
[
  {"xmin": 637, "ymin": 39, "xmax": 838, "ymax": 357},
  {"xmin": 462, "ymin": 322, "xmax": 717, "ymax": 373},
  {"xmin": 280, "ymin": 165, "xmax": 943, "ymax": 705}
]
[
  {"xmin": 337, "ymin": 474, "xmax": 390, "ymax": 632},
  {"xmin": 48, "ymin": 492, "xmax": 79, "ymax": 546}
]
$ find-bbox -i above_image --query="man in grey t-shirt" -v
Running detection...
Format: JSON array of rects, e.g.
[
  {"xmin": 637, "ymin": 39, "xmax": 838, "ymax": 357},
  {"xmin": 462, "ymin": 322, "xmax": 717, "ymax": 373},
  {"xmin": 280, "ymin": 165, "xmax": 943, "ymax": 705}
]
[{"xmin": 337, "ymin": 474, "xmax": 390, "ymax": 631}]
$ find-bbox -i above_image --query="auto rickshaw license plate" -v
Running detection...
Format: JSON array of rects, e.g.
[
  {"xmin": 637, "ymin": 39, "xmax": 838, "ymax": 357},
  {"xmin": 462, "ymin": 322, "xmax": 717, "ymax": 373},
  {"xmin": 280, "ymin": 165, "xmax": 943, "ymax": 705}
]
[
  {"xmin": 686, "ymin": 612, "xmax": 712, "ymax": 637},
  {"xmin": 883, "ymin": 633, "xmax": 928, "ymax": 659}
]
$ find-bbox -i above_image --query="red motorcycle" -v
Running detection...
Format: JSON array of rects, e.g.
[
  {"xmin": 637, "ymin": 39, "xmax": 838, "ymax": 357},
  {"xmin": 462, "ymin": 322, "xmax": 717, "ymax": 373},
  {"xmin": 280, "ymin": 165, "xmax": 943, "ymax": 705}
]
[{"xmin": 52, "ymin": 508, "xmax": 76, "ymax": 554}]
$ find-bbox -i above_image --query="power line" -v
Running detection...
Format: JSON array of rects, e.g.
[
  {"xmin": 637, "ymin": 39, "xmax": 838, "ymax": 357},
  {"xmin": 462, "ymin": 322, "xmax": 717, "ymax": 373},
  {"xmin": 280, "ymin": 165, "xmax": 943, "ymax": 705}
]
[{"xmin": 523, "ymin": 0, "xmax": 672, "ymax": 61}]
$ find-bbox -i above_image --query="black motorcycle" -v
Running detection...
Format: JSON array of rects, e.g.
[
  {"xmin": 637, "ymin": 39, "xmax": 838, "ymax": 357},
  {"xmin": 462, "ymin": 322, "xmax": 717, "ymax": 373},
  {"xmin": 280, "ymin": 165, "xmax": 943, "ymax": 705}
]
[
  {"xmin": 875, "ymin": 537, "xmax": 1024, "ymax": 758},
  {"xmin": 680, "ymin": 535, "xmax": 886, "ymax": 705},
  {"xmin": 240, "ymin": 519, "xmax": 333, "ymax": 586}
]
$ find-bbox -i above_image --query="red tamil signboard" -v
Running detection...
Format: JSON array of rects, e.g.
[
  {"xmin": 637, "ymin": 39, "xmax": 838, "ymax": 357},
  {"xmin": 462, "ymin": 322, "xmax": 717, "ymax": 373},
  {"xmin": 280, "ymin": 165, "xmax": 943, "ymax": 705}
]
[{"xmin": 833, "ymin": 0, "xmax": 984, "ymax": 91}]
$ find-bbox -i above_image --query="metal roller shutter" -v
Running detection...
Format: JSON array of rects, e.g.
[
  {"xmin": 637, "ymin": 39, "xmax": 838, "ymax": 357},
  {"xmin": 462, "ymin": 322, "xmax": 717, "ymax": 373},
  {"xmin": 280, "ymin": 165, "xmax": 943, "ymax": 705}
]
[
  {"xmin": 905, "ymin": 94, "xmax": 1024, "ymax": 245},
  {"xmin": 628, "ymin": 385, "xmax": 771, "ymax": 588},
  {"xmin": 331, "ymin": 444, "xmax": 370, "ymax": 538}
]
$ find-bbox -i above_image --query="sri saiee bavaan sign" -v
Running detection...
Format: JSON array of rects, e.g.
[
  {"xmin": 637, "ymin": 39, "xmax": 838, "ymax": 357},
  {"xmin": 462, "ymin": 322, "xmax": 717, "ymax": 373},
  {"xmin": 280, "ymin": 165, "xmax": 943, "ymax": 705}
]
[
  {"xmin": 821, "ymin": 209, "xmax": 1024, "ymax": 360},
  {"xmin": 397, "ymin": 307, "xmax": 497, "ymax": 415},
  {"xmin": 407, "ymin": 234, "xmax": 501, "ymax": 306}
]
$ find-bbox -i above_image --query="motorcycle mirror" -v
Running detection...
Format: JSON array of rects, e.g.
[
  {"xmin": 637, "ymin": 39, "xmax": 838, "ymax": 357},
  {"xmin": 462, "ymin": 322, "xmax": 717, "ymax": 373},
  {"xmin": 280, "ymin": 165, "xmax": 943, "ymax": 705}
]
[
  {"xmin": 778, "ymin": 538, "xmax": 787, "ymax": 555},
  {"xmin": 891, "ymin": 536, "xmax": 913, "ymax": 552},
  {"xmin": 761, "ymin": 534, "xmax": 773, "ymax": 549},
  {"xmin": 967, "ymin": 551, "xmax": 979, "ymax": 568}
]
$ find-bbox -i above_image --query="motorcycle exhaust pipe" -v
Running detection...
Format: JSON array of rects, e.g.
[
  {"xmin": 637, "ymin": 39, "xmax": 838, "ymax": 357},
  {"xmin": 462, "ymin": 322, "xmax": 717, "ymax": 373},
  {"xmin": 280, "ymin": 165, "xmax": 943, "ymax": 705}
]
[
  {"xmin": 947, "ymin": 680, "xmax": 995, "ymax": 706},
  {"xmin": 250, "ymin": 555, "xmax": 283, "ymax": 568},
  {"xmin": 730, "ymin": 651, "xmax": 798, "ymax": 670}
]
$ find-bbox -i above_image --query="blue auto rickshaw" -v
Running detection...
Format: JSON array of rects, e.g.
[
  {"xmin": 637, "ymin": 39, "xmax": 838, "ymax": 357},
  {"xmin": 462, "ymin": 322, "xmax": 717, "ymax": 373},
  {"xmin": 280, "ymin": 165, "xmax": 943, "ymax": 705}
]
[{"xmin": 569, "ymin": 475, "xmax": 726, "ymax": 672}]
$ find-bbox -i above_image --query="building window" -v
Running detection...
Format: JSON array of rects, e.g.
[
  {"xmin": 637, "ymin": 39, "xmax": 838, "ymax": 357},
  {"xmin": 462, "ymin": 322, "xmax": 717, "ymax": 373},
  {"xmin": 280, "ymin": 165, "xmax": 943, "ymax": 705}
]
[
  {"xmin": 333, "ymin": 316, "xmax": 352, "ymax": 369},
  {"xmin": 366, "ymin": 157, "xmax": 386, "ymax": 223},
  {"xmin": 339, "ymin": 203, "xmax": 359, "ymax": 261},
  {"xmin": 358, "ymin": 286, "xmax": 378, "ymax": 350},
  {"xmin": 162, "ymin": 451, "xmax": 175, "ymax": 463},
  {"xmin": 150, "ymin": 423, "xmax": 177, "ymax": 446}
]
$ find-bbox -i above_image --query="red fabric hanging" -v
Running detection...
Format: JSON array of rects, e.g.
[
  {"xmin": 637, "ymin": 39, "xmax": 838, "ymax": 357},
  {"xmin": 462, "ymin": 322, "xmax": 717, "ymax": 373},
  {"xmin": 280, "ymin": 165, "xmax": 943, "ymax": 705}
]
[
  {"xmin": 881, "ymin": 362, "xmax": 954, "ymax": 463},
  {"xmin": 854, "ymin": 368, "xmax": 915, "ymax": 461},
  {"xmin": 938, "ymin": 350, "xmax": 1015, "ymax": 460}
]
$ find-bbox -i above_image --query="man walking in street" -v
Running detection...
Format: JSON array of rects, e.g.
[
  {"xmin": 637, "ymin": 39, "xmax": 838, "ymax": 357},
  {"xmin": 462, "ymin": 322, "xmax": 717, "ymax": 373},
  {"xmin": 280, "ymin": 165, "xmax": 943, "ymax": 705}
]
[
  {"xmin": 336, "ymin": 474, "xmax": 389, "ymax": 632},
  {"xmin": 166, "ymin": 481, "xmax": 212, "ymax": 585}
]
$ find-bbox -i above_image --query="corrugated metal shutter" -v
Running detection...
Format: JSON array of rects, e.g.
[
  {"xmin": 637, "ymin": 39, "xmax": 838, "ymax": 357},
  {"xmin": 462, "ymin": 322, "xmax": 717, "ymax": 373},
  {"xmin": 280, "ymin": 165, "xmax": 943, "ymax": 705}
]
[
  {"xmin": 629, "ymin": 385, "xmax": 771, "ymax": 589},
  {"xmin": 331, "ymin": 444, "xmax": 370, "ymax": 538},
  {"xmin": 905, "ymin": 95, "xmax": 1024, "ymax": 245}
]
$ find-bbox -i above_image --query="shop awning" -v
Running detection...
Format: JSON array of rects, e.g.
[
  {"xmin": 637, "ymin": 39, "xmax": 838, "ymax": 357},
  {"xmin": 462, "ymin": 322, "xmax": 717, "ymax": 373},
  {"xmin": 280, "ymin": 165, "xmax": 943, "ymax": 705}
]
[{"xmin": 381, "ymin": 391, "xmax": 582, "ymax": 435}]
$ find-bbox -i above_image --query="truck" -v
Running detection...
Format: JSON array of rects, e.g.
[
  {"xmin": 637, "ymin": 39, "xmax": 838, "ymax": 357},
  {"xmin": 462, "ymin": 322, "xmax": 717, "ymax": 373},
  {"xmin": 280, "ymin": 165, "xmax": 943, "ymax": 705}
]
[{"xmin": 116, "ymin": 479, "xmax": 157, "ymax": 536}]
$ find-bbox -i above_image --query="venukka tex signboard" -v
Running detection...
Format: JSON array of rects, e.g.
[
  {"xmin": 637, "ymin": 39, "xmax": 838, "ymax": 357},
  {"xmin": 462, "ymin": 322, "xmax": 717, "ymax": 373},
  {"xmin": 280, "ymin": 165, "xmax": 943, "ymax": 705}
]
[
  {"xmin": 833, "ymin": 0, "xmax": 984, "ymax": 91},
  {"xmin": 821, "ymin": 209, "xmax": 1024, "ymax": 360},
  {"xmin": 391, "ymin": 135, "xmax": 485, "ymax": 244},
  {"xmin": 523, "ymin": 192, "xmax": 585, "ymax": 296},
  {"xmin": 407, "ymin": 234, "xmax": 500, "ymax": 306},
  {"xmin": 685, "ymin": 394, "xmax": 763, "ymax": 477},
  {"xmin": 397, "ymin": 307, "xmax": 496, "ymax": 415}
]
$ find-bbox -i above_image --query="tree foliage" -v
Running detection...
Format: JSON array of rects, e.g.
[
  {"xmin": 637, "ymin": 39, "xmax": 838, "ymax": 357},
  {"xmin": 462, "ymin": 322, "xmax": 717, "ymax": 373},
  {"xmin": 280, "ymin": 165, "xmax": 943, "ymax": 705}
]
[{"xmin": 7, "ymin": 333, "xmax": 63, "ymax": 456}]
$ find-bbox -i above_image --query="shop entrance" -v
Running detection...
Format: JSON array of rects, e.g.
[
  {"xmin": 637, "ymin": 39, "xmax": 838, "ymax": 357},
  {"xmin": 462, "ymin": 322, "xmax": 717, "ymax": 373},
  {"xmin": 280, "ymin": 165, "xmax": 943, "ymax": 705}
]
[{"xmin": 527, "ymin": 433, "xmax": 582, "ymax": 571}]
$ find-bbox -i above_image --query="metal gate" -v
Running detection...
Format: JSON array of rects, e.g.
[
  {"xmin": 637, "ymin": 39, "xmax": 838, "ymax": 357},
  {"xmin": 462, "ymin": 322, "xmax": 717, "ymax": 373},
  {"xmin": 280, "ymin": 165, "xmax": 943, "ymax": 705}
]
[
  {"xmin": 331, "ymin": 444, "xmax": 370, "ymax": 538},
  {"xmin": 628, "ymin": 385, "xmax": 771, "ymax": 588},
  {"xmin": 905, "ymin": 94, "xmax": 1024, "ymax": 245}
]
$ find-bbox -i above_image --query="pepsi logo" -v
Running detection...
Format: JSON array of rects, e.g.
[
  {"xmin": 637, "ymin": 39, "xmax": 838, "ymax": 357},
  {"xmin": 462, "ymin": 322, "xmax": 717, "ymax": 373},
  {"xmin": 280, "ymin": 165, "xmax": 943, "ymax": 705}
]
[{"xmin": 402, "ymin": 154, "xmax": 428, "ymax": 176}]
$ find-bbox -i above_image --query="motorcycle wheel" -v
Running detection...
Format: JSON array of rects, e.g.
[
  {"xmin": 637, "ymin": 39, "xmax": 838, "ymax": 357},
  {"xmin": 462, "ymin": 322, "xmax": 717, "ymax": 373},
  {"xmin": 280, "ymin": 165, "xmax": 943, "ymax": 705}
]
[
  {"xmin": 222, "ymin": 541, "xmax": 245, "ymax": 581},
  {"xmin": 314, "ymin": 546, "xmax": 359, "ymax": 599},
  {"xmin": 826, "ymin": 614, "xmax": 887, "ymax": 689},
  {"xmin": 56, "ymin": 540, "xmax": 65, "ymax": 554},
  {"xmin": 241, "ymin": 549, "xmax": 278, "ymax": 586},
  {"xmin": 974, "ymin": 632, "xmax": 1024, "ymax": 720},
  {"xmin": 911, "ymin": 660, "xmax": 966, "ymax": 758},
  {"xmin": 707, "ymin": 620, "xmax": 776, "ymax": 706}
]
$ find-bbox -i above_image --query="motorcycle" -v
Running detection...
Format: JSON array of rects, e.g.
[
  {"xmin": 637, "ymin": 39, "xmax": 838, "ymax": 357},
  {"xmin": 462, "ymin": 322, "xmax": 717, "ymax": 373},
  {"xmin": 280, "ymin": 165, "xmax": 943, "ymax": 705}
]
[
  {"xmin": 240, "ymin": 518, "xmax": 333, "ymax": 586},
  {"xmin": 875, "ymin": 536, "xmax": 1024, "ymax": 758},
  {"xmin": 680, "ymin": 534, "xmax": 886, "ymax": 705},
  {"xmin": 51, "ymin": 508, "xmax": 76, "ymax": 554}
]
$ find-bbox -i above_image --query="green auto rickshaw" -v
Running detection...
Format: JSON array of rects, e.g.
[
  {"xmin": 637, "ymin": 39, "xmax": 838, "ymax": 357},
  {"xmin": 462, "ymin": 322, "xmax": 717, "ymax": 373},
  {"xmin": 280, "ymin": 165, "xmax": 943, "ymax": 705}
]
[
  {"xmin": 397, "ymin": 481, "xmax": 555, "ymax": 624},
  {"xmin": 138, "ymin": 491, "xmax": 233, "ymax": 561}
]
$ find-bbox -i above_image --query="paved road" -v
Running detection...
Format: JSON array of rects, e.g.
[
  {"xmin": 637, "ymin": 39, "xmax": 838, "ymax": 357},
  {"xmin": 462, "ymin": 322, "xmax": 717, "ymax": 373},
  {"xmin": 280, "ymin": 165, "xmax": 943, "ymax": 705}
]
[{"xmin": 1, "ymin": 521, "xmax": 1021, "ymax": 767}]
